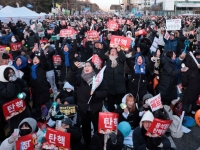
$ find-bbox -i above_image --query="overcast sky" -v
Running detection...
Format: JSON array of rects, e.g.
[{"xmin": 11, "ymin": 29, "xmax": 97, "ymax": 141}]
[{"xmin": 90, "ymin": 0, "xmax": 121, "ymax": 10}]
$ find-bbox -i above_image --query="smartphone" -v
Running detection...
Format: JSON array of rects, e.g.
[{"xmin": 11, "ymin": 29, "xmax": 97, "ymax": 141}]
[{"xmin": 14, "ymin": 129, "xmax": 19, "ymax": 136}]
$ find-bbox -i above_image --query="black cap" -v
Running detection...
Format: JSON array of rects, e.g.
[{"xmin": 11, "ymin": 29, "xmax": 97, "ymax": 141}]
[
  {"xmin": 2, "ymin": 53, "xmax": 10, "ymax": 59},
  {"xmin": 62, "ymin": 118, "xmax": 72, "ymax": 127}
]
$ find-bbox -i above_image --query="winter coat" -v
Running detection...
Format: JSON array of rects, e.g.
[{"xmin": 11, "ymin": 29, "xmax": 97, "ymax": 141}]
[
  {"xmin": 90, "ymin": 130, "xmax": 124, "ymax": 150},
  {"xmin": 30, "ymin": 52, "xmax": 50, "ymax": 105},
  {"xmin": 66, "ymin": 68, "xmax": 107, "ymax": 114},
  {"xmin": 182, "ymin": 55, "xmax": 200, "ymax": 105},
  {"xmin": 158, "ymin": 56, "xmax": 181, "ymax": 104},
  {"xmin": 164, "ymin": 38, "xmax": 178, "ymax": 53},
  {"xmin": 126, "ymin": 57, "xmax": 152, "ymax": 102},
  {"xmin": 133, "ymin": 126, "xmax": 171, "ymax": 150},
  {"xmin": 157, "ymin": 29, "xmax": 165, "ymax": 46},
  {"xmin": 0, "ymin": 32, "xmax": 13, "ymax": 45},
  {"xmin": 0, "ymin": 65, "xmax": 30, "ymax": 106},
  {"xmin": 56, "ymin": 90, "xmax": 74, "ymax": 103},
  {"xmin": 66, "ymin": 127, "xmax": 84, "ymax": 150},
  {"xmin": 0, "ymin": 118, "xmax": 44, "ymax": 150},
  {"xmin": 56, "ymin": 40, "xmax": 75, "ymax": 82},
  {"xmin": 44, "ymin": 45, "xmax": 55, "ymax": 71},
  {"xmin": 13, "ymin": 56, "xmax": 30, "ymax": 85},
  {"xmin": 27, "ymin": 33, "xmax": 40, "ymax": 48},
  {"xmin": 116, "ymin": 106, "xmax": 140, "ymax": 129},
  {"xmin": 103, "ymin": 51, "xmax": 126, "ymax": 95}
]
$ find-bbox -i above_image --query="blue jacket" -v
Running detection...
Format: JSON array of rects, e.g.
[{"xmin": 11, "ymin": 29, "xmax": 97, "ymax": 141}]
[
  {"xmin": 164, "ymin": 38, "xmax": 178, "ymax": 53},
  {"xmin": 0, "ymin": 32, "xmax": 13, "ymax": 45}
]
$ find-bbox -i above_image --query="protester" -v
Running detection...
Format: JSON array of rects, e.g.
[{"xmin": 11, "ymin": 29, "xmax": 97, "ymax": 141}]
[
  {"xmin": 0, "ymin": 118, "xmax": 44, "ymax": 150},
  {"xmin": 116, "ymin": 93, "xmax": 140, "ymax": 129},
  {"xmin": 67, "ymin": 61, "xmax": 107, "ymax": 149},
  {"xmin": 133, "ymin": 111, "xmax": 171, "ymax": 150},
  {"xmin": 102, "ymin": 46, "xmax": 126, "ymax": 112}
]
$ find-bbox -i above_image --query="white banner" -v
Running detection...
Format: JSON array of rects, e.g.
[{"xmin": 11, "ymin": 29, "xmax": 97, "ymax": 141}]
[
  {"xmin": 166, "ymin": 19, "xmax": 181, "ymax": 31},
  {"xmin": 150, "ymin": 37, "xmax": 159, "ymax": 52},
  {"xmin": 148, "ymin": 93, "xmax": 162, "ymax": 112}
]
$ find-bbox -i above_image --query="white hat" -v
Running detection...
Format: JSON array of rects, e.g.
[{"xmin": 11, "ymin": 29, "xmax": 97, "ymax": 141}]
[
  {"xmin": 63, "ymin": 82, "xmax": 74, "ymax": 91},
  {"xmin": 140, "ymin": 110, "xmax": 154, "ymax": 127},
  {"xmin": 122, "ymin": 93, "xmax": 133, "ymax": 103}
]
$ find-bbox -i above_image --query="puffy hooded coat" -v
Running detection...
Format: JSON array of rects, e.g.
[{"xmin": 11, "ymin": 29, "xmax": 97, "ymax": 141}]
[{"xmin": 0, "ymin": 118, "xmax": 44, "ymax": 150}]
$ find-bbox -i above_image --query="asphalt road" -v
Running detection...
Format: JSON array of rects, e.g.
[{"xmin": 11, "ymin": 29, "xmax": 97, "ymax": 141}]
[{"xmin": 171, "ymin": 125, "xmax": 200, "ymax": 150}]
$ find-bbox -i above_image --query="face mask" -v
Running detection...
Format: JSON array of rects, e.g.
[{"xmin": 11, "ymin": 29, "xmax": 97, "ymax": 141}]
[
  {"xmin": 20, "ymin": 129, "xmax": 31, "ymax": 136},
  {"xmin": 128, "ymin": 34, "xmax": 132, "ymax": 38},
  {"xmin": 66, "ymin": 89, "xmax": 72, "ymax": 92},
  {"xmin": 11, "ymin": 38, "xmax": 16, "ymax": 42}
]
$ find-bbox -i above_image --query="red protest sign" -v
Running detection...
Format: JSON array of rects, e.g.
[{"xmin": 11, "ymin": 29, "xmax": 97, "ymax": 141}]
[
  {"xmin": 110, "ymin": 35, "xmax": 131, "ymax": 51},
  {"xmin": 47, "ymin": 30, "xmax": 53, "ymax": 34},
  {"xmin": 10, "ymin": 42, "xmax": 22, "ymax": 51},
  {"xmin": 92, "ymin": 54, "xmax": 103, "ymax": 69},
  {"xmin": 16, "ymin": 133, "xmax": 38, "ymax": 150},
  {"xmin": 40, "ymin": 39, "xmax": 48, "ymax": 44},
  {"xmin": 98, "ymin": 112, "xmax": 119, "ymax": 134},
  {"xmin": 148, "ymin": 93, "xmax": 162, "ymax": 112},
  {"xmin": 86, "ymin": 30, "xmax": 100, "ymax": 41},
  {"xmin": 107, "ymin": 21, "xmax": 119, "ymax": 31},
  {"xmin": 52, "ymin": 55, "xmax": 62, "ymax": 65},
  {"xmin": 2, "ymin": 98, "xmax": 26, "ymax": 120},
  {"xmin": 59, "ymin": 29, "xmax": 77, "ymax": 38},
  {"xmin": 146, "ymin": 118, "xmax": 172, "ymax": 137},
  {"xmin": 0, "ymin": 45, "xmax": 6, "ymax": 52},
  {"xmin": 45, "ymin": 127, "xmax": 70, "ymax": 149}
]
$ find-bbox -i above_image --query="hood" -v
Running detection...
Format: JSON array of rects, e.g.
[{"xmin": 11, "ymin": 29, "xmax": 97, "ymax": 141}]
[
  {"xmin": 126, "ymin": 31, "xmax": 132, "ymax": 37},
  {"xmin": 63, "ymin": 82, "xmax": 74, "ymax": 91},
  {"xmin": 122, "ymin": 93, "xmax": 133, "ymax": 103},
  {"xmin": 140, "ymin": 110, "xmax": 154, "ymax": 127},
  {"xmin": 18, "ymin": 118, "xmax": 37, "ymax": 133},
  {"xmin": 63, "ymin": 43, "xmax": 72, "ymax": 52},
  {"xmin": 13, "ymin": 56, "xmax": 27, "ymax": 70},
  {"xmin": 0, "ymin": 65, "xmax": 17, "ymax": 82}
]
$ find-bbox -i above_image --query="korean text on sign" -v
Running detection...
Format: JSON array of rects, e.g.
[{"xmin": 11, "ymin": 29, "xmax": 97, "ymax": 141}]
[
  {"xmin": 98, "ymin": 112, "xmax": 119, "ymax": 134},
  {"xmin": 148, "ymin": 93, "xmax": 162, "ymax": 112},
  {"xmin": 2, "ymin": 98, "xmax": 26, "ymax": 120},
  {"xmin": 146, "ymin": 118, "xmax": 172, "ymax": 136},
  {"xmin": 45, "ymin": 127, "xmax": 70, "ymax": 149}
]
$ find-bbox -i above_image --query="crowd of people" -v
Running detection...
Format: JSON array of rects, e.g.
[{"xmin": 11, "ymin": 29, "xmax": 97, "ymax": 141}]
[{"xmin": 0, "ymin": 13, "xmax": 200, "ymax": 150}]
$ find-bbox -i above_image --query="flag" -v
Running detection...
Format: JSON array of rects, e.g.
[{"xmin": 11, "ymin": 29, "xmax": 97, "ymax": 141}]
[{"xmin": 27, "ymin": 4, "xmax": 33, "ymax": 8}]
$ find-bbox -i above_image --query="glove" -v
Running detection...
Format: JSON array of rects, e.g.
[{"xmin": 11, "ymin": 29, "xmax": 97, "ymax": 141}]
[
  {"xmin": 152, "ymin": 137, "xmax": 162, "ymax": 147},
  {"xmin": 8, "ymin": 133, "xmax": 18, "ymax": 144},
  {"xmin": 109, "ymin": 132, "xmax": 117, "ymax": 144}
]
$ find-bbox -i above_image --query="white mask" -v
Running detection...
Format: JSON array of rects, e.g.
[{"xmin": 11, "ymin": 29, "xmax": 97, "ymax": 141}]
[
  {"xmin": 11, "ymin": 38, "xmax": 16, "ymax": 42},
  {"xmin": 66, "ymin": 89, "xmax": 72, "ymax": 92}
]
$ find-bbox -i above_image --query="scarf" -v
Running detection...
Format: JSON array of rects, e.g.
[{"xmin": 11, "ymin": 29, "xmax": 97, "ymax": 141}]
[
  {"xmin": 134, "ymin": 56, "xmax": 146, "ymax": 74},
  {"xmin": 31, "ymin": 64, "xmax": 38, "ymax": 80},
  {"xmin": 171, "ymin": 59, "xmax": 178, "ymax": 70},
  {"xmin": 81, "ymin": 70, "xmax": 96, "ymax": 85},
  {"xmin": 109, "ymin": 55, "xmax": 118, "ymax": 68},
  {"xmin": 63, "ymin": 51, "xmax": 70, "ymax": 66}
]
